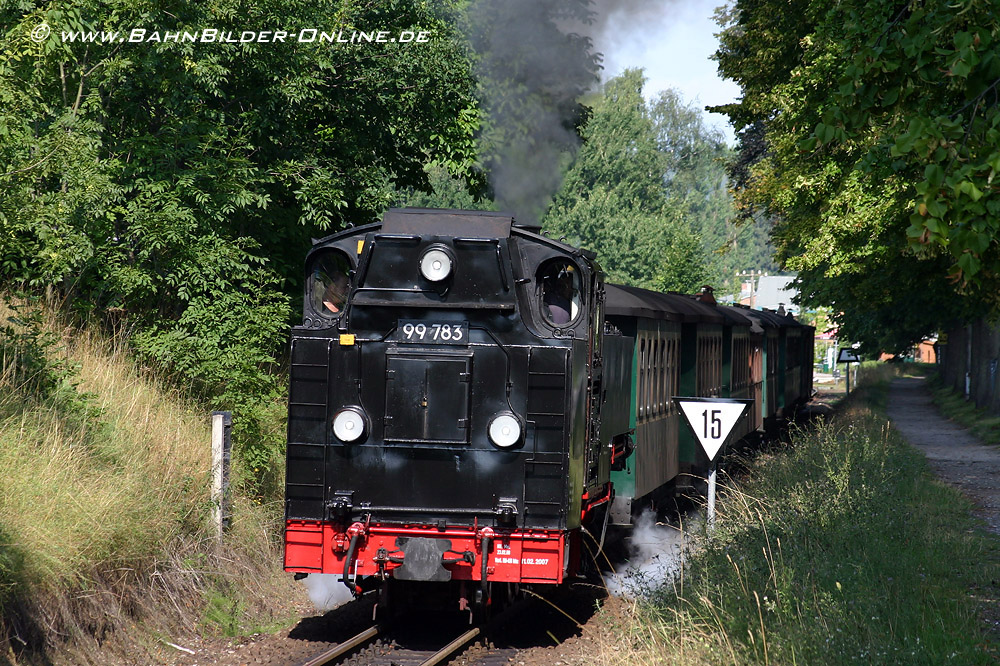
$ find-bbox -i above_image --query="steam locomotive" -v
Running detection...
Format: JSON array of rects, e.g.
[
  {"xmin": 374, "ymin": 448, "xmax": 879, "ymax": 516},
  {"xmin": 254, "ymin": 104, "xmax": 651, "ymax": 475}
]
[{"xmin": 283, "ymin": 208, "xmax": 812, "ymax": 616}]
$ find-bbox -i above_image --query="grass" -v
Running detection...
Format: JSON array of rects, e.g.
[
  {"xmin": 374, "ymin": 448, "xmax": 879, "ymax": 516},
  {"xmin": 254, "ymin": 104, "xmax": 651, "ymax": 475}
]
[
  {"xmin": 0, "ymin": 298, "xmax": 214, "ymax": 596},
  {"xmin": 927, "ymin": 373, "xmax": 1000, "ymax": 445},
  {"xmin": 595, "ymin": 365, "xmax": 1000, "ymax": 664},
  {"xmin": 0, "ymin": 296, "xmax": 293, "ymax": 662}
]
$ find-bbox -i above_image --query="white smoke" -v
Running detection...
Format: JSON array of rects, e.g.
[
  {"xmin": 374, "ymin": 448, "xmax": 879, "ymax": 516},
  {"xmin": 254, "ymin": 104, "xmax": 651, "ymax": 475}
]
[
  {"xmin": 300, "ymin": 573, "xmax": 356, "ymax": 612},
  {"xmin": 604, "ymin": 509, "xmax": 701, "ymax": 597}
]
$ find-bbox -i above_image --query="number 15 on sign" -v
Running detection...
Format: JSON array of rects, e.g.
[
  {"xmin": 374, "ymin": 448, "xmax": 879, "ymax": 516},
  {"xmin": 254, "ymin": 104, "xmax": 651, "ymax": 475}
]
[
  {"xmin": 674, "ymin": 397, "xmax": 753, "ymax": 534},
  {"xmin": 675, "ymin": 398, "xmax": 753, "ymax": 461},
  {"xmin": 703, "ymin": 409, "xmax": 723, "ymax": 440}
]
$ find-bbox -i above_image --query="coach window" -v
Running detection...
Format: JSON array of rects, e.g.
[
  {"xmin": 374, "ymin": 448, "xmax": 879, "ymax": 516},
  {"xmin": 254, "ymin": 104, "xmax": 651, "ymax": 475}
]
[
  {"xmin": 538, "ymin": 260, "xmax": 582, "ymax": 326},
  {"xmin": 638, "ymin": 338, "xmax": 646, "ymax": 420},
  {"xmin": 309, "ymin": 251, "xmax": 352, "ymax": 317}
]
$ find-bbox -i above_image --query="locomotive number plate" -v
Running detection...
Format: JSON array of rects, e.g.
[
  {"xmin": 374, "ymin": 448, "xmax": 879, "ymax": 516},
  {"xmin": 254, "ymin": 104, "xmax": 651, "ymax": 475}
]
[{"xmin": 395, "ymin": 320, "xmax": 468, "ymax": 344}]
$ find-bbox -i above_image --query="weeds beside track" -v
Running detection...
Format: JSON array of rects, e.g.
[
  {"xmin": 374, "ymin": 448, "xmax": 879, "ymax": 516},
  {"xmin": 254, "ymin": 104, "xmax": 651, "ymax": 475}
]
[
  {"xmin": 0, "ymin": 296, "xmax": 292, "ymax": 664},
  {"xmin": 598, "ymin": 367, "xmax": 1000, "ymax": 665}
]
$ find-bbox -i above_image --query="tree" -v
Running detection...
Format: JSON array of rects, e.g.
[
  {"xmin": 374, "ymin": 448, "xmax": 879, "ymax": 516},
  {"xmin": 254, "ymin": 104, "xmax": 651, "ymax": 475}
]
[
  {"xmin": 396, "ymin": 163, "xmax": 497, "ymax": 211},
  {"xmin": 654, "ymin": 217, "xmax": 710, "ymax": 294},
  {"xmin": 0, "ymin": 0, "xmax": 480, "ymax": 490},
  {"xmin": 713, "ymin": 0, "xmax": 1000, "ymax": 352},
  {"xmin": 651, "ymin": 88, "xmax": 777, "ymax": 292},
  {"xmin": 544, "ymin": 70, "xmax": 710, "ymax": 291}
]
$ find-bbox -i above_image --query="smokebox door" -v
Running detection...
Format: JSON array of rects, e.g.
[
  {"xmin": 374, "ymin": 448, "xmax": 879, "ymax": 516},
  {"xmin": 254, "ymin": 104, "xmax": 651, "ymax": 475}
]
[{"xmin": 384, "ymin": 351, "xmax": 472, "ymax": 444}]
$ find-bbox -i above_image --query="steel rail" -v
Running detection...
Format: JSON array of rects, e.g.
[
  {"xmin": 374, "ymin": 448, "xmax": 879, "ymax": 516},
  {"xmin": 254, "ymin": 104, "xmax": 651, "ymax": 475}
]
[
  {"xmin": 418, "ymin": 626, "xmax": 481, "ymax": 666},
  {"xmin": 292, "ymin": 625, "xmax": 380, "ymax": 666}
]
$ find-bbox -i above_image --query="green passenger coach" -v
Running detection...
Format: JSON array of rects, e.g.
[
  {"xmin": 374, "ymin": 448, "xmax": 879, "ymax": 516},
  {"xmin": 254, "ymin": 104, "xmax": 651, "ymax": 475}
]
[{"xmin": 603, "ymin": 284, "xmax": 813, "ymax": 527}]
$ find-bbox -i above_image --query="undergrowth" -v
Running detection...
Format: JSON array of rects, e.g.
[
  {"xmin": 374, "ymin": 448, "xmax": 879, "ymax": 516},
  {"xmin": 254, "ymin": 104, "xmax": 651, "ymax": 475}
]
[
  {"xmin": 0, "ymin": 295, "xmax": 292, "ymax": 664},
  {"xmin": 597, "ymin": 365, "xmax": 1000, "ymax": 664}
]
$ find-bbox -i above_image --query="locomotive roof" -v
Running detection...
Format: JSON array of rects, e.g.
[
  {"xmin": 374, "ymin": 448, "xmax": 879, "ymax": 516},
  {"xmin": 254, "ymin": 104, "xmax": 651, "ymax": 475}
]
[
  {"xmin": 605, "ymin": 283, "xmax": 725, "ymax": 324},
  {"xmin": 309, "ymin": 207, "xmax": 599, "ymax": 260},
  {"xmin": 382, "ymin": 207, "xmax": 516, "ymax": 238},
  {"xmin": 382, "ymin": 208, "xmax": 596, "ymax": 257}
]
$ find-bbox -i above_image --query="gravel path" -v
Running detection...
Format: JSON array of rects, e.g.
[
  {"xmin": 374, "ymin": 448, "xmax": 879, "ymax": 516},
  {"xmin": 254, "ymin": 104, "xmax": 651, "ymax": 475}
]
[{"xmin": 886, "ymin": 376, "xmax": 1000, "ymax": 534}]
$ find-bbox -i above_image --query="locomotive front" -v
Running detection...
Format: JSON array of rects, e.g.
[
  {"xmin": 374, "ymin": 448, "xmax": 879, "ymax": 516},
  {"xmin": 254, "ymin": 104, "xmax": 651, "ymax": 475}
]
[{"xmin": 283, "ymin": 208, "xmax": 623, "ymax": 613}]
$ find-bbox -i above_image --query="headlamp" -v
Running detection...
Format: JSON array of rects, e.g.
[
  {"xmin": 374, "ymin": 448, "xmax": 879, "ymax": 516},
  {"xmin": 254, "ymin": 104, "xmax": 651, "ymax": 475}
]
[
  {"xmin": 333, "ymin": 407, "xmax": 367, "ymax": 443},
  {"xmin": 419, "ymin": 246, "xmax": 454, "ymax": 282},
  {"xmin": 488, "ymin": 413, "xmax": 522, "ymax": 448}
]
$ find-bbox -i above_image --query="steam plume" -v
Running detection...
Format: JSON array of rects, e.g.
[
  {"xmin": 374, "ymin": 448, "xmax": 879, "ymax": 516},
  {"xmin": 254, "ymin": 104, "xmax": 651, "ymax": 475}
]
[
  {"xmin": 300, "ymin": 574, "xmax": 355, "ymax": 612},
  {"xmin": 464, "ymin": 1, "xmax": 681, "ymax": 224},
  {"xmin": 604, "ymin": 509, "xmax": 699, "ymax": 597},
  {"xmin": 464, "ymin": 0, "xmax": 600, "ymax": 225}
]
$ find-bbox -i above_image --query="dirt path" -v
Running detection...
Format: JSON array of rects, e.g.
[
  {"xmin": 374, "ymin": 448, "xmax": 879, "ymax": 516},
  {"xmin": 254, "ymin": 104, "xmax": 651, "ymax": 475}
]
[{"xmin": 886, "ymin": 376, "xmax": 1000, "ymax": 534}]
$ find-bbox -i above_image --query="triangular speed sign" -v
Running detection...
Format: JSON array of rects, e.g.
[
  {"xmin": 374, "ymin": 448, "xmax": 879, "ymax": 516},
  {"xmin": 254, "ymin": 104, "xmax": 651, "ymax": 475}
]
[
  {"xmin": 674, "ymin": 398, "xmax": 753, "ymax": 462},
  {"xmin": 837, "ymin": 347, "xmax": 861, "ymax": 363}
]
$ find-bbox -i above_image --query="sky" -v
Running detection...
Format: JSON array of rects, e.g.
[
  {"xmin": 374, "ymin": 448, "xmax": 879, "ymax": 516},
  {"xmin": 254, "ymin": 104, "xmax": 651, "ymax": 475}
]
[{"xmin": 597, "ymin": 0, "xmax": 740, "ymax": 145}]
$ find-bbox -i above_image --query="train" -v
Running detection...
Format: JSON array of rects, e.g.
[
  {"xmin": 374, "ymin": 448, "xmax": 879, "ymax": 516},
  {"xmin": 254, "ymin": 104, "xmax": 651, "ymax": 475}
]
[{"xmin": 282, "ymin": 207, "xmax": 813, "ymax": 617}]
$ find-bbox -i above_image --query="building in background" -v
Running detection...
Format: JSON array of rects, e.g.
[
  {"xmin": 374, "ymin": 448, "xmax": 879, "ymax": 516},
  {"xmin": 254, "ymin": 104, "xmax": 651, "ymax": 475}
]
[
  {"xmin": 754, "ymin": 275, "xmax": 798, "ymax": 314},
  {"xmin": 737, "ymin": 273, "xmax": 799, "ymax": 316}
]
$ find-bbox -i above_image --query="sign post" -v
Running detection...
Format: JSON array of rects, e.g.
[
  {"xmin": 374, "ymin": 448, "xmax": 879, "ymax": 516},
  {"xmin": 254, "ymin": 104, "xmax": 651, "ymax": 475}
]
[
  {"xmin": 837, "ymin": 347, "xmax": 861, "ymax": 395},
  {"xmin": 674, "ymin": 397, "xmax": 753, "ymax": 533}
]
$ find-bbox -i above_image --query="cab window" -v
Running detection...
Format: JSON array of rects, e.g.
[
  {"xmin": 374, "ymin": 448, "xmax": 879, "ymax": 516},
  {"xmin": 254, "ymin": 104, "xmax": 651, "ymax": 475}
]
[
  {"xmin": 537, "ymin": 260, "xmax": 581, "ymax": 326},
  {"xmin": 309, "ymin": 252, "xmax": 352, "ymax": 317}
]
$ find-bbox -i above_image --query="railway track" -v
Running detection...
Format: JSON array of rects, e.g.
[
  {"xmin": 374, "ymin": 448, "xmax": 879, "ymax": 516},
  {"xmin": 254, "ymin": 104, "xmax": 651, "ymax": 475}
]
[
  {"xmin": 297, "ymin": 626, "xmax": 480, "ymax": 666},
  {"xmin": 292, "ymin": 625, "xmax": 381, "ymax": 666},
  {"xmin": 288, "ymin": 582, "xmax": 601, "ymax": 666},
  {"xmin": 291, "ymin": 622, "xmax": 488, "ymax": 666}
]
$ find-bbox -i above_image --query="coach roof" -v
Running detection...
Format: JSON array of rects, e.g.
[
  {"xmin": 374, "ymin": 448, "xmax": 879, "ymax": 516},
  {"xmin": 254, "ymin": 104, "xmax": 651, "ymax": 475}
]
[{"xmin": 605, "ymin": 283, "xmax": 725, "ymax": 324}]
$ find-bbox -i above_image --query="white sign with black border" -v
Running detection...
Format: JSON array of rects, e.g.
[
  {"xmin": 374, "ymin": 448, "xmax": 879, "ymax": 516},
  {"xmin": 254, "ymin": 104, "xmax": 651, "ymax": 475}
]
[
  {"xmin": 837, "ymin": 347, "xmax": 861, "ymax": 363},
  {"xmin": 674, "ymin": 397, "xmax": 754, "ymax": 534},
  {"xmin": 674, "ymin": 397, "xmax": 753, "ymax": 462}
]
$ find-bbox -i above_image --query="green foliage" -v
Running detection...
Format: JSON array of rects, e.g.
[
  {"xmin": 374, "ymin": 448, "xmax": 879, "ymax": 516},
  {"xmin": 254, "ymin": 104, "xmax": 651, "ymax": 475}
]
[
  {"xmin": 798, "ymin": 305, "xmax": 835, "ymax": 334},
  {"xmin": 714, "ymin": 0, "xmax": 1000, "ymax": 352},
  {"xmin": 396, "ymin": 162, "xmax": 497, "ymax": 211},
  {"xmin": 544, "ymin": 70, "xmax": 712, "ymax": 291},
  {"xmin": 643, "ymin": 406, "xmax": 999, "ymax": 664},
  {"xmin": 652, "ymin": 89, "xmax": 776, "ymax": 292},
  {"xmin": 653, "ymin": 218, "xmax": 710, "ymax": 294},
  {"xmin": 202, "ymin": 589, "xmax": 245, "ymax": 637},
  {"xmin": 0, "ymin": 1, "xmax": 481, "ymax": 492},
  {"xmin": 543, "ymin": 70, "xmax": 776, "ymax": 294}
]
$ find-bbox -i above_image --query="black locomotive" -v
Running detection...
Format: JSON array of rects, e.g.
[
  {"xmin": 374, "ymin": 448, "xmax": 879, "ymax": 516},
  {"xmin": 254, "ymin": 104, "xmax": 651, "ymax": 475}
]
[{"xmin": 283, "ymin": 207, "xmax": 812, "ymax": 614}]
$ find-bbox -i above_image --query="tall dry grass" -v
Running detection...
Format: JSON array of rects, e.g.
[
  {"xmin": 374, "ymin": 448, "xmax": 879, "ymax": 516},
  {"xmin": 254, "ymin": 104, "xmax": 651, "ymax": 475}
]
[
  {"xmin": 0, "ymin": 300, "xmax": 212, "ymax": 594},
  {"xmin": 0, "ymin": 297, "xmax": 292, "ymax": 662}
]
